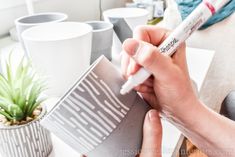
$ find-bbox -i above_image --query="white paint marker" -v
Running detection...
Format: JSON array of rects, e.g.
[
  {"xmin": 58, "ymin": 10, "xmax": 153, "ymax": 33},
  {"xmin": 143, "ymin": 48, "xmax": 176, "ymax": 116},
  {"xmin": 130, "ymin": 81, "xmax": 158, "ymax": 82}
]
[{"xmin": 120, "ymin": 0, "xmax": 230, "ymax": 95}]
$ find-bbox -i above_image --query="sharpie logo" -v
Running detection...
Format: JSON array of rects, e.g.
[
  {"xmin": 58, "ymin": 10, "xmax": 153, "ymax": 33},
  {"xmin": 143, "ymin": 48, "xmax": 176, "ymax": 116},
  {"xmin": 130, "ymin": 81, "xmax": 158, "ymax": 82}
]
[{"xmin": 160, "ymin": 38, "xmax": 179, "ymax": 53}]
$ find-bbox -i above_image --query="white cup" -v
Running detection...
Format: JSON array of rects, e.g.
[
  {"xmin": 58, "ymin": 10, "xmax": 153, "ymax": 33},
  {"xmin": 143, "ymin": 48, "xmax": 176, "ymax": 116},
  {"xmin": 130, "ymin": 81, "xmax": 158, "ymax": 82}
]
[
  {"xmin": 22, "ymin": 22, "xmax": 93, "ymax": 97},
  {"xmin": 103, "ymin": 8, "xmax": 149, "ymax": 53},
  {"xmin": 15, "ymin": 12, "xmax": 68, "ymax": 53}
]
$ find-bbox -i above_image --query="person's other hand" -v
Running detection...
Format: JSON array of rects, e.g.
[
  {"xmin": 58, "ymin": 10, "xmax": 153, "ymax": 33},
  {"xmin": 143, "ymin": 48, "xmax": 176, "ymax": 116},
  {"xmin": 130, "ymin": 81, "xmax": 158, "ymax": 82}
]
[
  {"xmin": 121, "ymin": 26, "xmax": 198, "ymax": 117},
  {"xmin": 138, "ymin": 109, "xmax": 162, "ymax": 157}
]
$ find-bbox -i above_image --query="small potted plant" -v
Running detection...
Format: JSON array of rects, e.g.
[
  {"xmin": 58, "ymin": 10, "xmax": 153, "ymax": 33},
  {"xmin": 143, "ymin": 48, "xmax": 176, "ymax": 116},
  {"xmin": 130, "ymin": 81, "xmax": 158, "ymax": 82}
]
[{"xmin": 0, "ymin": 54, "xmax": 52, "ymax": 157}]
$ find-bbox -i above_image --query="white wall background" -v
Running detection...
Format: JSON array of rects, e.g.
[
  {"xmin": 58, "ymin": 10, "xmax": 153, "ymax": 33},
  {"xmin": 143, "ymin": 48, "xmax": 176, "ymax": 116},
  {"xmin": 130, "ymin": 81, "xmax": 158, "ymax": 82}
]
[{"xmin": 0, "ymin": 0, "xmax": 129, "ymax": 37}]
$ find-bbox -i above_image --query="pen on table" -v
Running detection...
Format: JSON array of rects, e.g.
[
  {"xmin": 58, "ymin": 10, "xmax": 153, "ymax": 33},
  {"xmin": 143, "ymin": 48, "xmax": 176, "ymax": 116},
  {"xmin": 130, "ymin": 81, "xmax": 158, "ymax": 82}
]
[{"xmin": 120, "ymin": 0, "xmax": 231, "ymax": 95}]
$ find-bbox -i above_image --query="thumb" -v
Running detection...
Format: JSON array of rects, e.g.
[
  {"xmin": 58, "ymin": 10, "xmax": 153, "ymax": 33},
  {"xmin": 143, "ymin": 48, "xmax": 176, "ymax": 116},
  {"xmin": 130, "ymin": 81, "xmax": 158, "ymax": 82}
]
[
  {"xmin": 140, "ymin": 110, "xmax": 162, "ymax": 157},
  {"xmin": 123, "ymin": 38, "xmax": 171, "ymax": 77}
]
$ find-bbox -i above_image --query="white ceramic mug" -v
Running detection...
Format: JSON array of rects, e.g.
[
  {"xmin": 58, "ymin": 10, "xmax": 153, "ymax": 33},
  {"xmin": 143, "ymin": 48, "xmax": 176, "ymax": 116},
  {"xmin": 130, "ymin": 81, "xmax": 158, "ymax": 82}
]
[
  {"xmin": 22, "ymin": 22, "xmax": 93, "ymax": 97},
  {"xmin": 15, "ymin": 12, "xmax": 68, "ymax": 53},
  {"xmin": 103, "ymin": 8, "xmax": 149, "ymax": 53},
  {"xmin": 86, "ymin": 21, "xmax": 113, "ymax": 64}
]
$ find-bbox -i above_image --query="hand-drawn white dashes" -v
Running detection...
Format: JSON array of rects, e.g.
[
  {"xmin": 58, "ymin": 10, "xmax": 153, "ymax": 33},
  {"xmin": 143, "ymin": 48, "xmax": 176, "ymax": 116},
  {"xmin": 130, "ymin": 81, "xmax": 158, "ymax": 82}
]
[{"xmin": 42, "ymin": 71, "xmax": 131, "ymax": 154}]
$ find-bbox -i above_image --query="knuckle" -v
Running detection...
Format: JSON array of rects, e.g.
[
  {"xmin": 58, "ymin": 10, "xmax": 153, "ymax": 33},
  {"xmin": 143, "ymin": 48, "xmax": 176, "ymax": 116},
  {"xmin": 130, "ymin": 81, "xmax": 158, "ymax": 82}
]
[
  {"xmin": 133, "ymin": 26, "xmax": 149, "ymax": 39},
  {"xmin": 179, "ymin": 42, "xmax": 186, "ymax": 50},
  {"xmin": 122, "ymin": 38, "xmax": 132, "ymax": 48},
  {"xmin": 134, "ymin": 25, "xmax": 146, "ymax": 34}
]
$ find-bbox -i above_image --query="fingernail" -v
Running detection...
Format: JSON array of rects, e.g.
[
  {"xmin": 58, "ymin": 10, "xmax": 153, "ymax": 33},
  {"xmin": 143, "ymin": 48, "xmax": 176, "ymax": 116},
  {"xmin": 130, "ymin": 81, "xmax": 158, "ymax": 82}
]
[
  {"xmin": 133, "ymin": 42, "xmax": 140, "ymax": 54},
  {"xmin": 148, "ymin": 110, "xmax": 159, "ymax": 122},
  {"xmin": 127, "ymin": 64, "xmax": 132, "ymax": 76},
  {"xmin": 124, "ymin": 39, "xmax": 140, "ymax": 56},
  {"xmin": 132, "ymin": 42, "xmax": 141, "ymax": 58},
  {"xmin": 133, "ymin": 44, "xmax": 151, "ymax": 61}
]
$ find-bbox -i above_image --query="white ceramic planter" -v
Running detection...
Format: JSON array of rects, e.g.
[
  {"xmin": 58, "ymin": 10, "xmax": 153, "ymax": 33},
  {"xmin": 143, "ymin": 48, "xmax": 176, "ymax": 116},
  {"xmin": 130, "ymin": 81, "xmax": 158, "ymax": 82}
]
[
  {"xmin": 103, "ymin": 8, "xmax": 149, "ymax": 52},
  {"xmin": 0, "ymin": 107, "xmax": 53, "ymax": 157},
  {"xmin": 15, "ymin": 12, "xmax": 68, "ymax": 52},
  {"xmin": 22, "ymin": 22, "xmax": 93, "ymax": 97}
]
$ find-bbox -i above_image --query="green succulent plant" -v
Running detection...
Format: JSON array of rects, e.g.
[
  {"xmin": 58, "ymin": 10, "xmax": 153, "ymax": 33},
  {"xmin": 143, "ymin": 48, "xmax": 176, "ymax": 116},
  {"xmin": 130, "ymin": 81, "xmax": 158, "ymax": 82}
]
[{"xmin": 0, "ymin": 54, "xmax": 45, "ymax": 122}]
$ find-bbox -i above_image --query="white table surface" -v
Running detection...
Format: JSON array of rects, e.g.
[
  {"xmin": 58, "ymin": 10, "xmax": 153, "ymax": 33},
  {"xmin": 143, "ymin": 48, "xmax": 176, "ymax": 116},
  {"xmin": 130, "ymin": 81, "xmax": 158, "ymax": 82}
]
[{"xmin": 0, "ymin": 37, "xmax": 215, "ymax": 157}]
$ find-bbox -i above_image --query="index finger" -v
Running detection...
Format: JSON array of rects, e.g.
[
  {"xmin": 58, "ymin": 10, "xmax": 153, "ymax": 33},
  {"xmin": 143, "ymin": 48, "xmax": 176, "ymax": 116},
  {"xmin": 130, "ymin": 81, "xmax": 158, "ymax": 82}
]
[
  {"xmin": 126, "ymin": 26, "xmax": 170, "ymax": 75},
  {"xmin": 133, "ymin": 26, "xmax": 170, "ymax": 46},
  {"xmin": 133, "ymin": 25, "xmax": 188, "ymax": 73}
]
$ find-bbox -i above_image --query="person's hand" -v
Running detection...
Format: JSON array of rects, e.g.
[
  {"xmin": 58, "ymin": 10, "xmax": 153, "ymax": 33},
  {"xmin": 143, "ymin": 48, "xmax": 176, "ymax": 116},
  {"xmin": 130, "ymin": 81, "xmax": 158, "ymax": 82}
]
[
  {"xmin": 81, "ymin": 109, "xmax": 162, "ymax": 157},
  {"xmin": 138, "ymin": 109, "xmax": 162, "ymax": 157},
  {"xmin": 121, "ymin": 25, "xmax": 198, "ymax": 117}
]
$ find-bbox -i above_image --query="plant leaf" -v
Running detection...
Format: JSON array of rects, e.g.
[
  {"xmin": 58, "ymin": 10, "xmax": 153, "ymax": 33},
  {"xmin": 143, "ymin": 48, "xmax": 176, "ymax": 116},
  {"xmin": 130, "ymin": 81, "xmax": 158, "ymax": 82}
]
[
  {"xmin": 0, "ymin": 53, "xmax": 44, "ymax": 121},
  {"xmin": 0, "ymin": 99, "xmax": 24, "ymax": 121},
  {"xmin": 0, "ymin": 110, "xmax": 14, "ymax": 120}
]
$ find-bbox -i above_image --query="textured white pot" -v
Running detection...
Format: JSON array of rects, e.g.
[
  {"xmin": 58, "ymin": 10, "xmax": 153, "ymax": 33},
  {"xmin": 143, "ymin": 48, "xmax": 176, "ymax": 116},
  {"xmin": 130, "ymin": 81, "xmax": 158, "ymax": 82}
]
[{"xmin": 0, "ymin": 107, "xmax": 53, "ymax": 157}]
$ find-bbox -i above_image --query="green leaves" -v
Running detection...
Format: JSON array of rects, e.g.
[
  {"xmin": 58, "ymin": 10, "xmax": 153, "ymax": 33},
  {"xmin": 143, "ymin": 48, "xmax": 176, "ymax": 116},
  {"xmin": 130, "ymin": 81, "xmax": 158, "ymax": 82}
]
[
  {"xmin": 0, "ymin": 53, "xmax": 45, "ymax": 122},
  {"xmin": 0, "ymin": 98, "xmax": 24, "ymax": 121}
]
